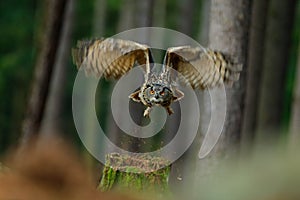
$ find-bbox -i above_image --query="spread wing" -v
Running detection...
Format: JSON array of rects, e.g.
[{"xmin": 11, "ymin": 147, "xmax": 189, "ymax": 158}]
[
  {"xmin": 72, "ymin": 38, "xmax": 152, "ymax": 79},
  {"xmin": 164, "ymin": 46, "xmax": 242, "ymax": 89}
]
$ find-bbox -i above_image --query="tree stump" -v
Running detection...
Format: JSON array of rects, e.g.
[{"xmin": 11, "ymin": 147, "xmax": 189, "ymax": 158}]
[{"xmin": 98, "ymin": 153, "xmax": 171, "ymax": 195}]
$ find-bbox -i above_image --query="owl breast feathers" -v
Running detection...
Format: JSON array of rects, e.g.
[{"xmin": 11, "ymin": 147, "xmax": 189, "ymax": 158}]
[{"xmin": 72, "ymin": 38, "xmax": 242, "ymax": 117}]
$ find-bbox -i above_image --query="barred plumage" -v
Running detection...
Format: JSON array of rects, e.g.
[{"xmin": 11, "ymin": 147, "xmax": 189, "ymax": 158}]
[{"xmin": 72, "ymin": 38, "xmax": 242, "ymax": 117}]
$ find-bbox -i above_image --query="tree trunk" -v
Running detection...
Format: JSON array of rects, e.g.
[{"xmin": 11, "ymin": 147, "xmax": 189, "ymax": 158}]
[
  {"xmin": 92, "ymin": 0, "xmax": 106, "ymax": 37},
  {"xmin": 135, "ymin": 0, "xmax": 154, "ymax": 28},
  {"xmin": 197, "ymin": 0, "xmax": 211, "ymax": 46},
  {"xmin": 256, "ymin": 0, "xmax": 296, "ymax": 141},
  {"xmin": 117, "ymin": 0, "xmax": 136, "ymax": 32},
  {"xmin": 177, "ymin": 0, "xmax": 196, "ymax": 37},
  {"xmin": 21, "ymin": 0, "xmax": 68, "ymax": 144},
  {"xmin": 168, "ymin": 0, "xmax": 207, "ymax": 194},
  {"xmin": 80, "ymin": 0, "xmax": 107, "ymax": 183},
  {"xmin": 106, "ymin": 0, "xmax": 155, "ymax": 153},
  {"xmin": 106, "ymin": 0, "xmax": 138, "ymax": 153},
  {"xmin": 196, "ymin": 0, "xmax": 251, "ymax": 180},
  {"xmin": 241, "ymin": 0, "xmax": 270, "ymax": 150},
  {"xmin": 98, "ymin": 153, "xmax": 170, "ymax": 196},
  {"xmin": 152, "ymin": 0, "xmax": 167, "ymax": 28},
  {"xmin": 41, "ymin": 0, "xmax": 75, "ymax": 135},
  {"xmin": 289, "ymin": 43, "xmax": 300, "ymax": 147}
]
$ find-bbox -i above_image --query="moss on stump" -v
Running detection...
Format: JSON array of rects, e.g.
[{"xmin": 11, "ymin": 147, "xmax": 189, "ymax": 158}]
[{"xmin": 98, "ymin": 153, "xmax": 171, "ymax": 194}]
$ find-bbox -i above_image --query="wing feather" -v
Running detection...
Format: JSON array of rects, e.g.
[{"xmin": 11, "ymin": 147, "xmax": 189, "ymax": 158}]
[
  {"xmin": 72, "ymin": 38, "xmax": 151, "ymax": 79},
  {"xmin": 164, "ymin": 46, "xmax": 242, "ymax": 89}
]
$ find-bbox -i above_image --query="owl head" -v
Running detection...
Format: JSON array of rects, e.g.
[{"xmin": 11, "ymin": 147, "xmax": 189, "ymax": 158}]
[
  {"xmin": 143, "ymin": 84, "xmax": 174, "ymax": 105},
  {"xmin": 129, "ymin": 84, "xmax": 184, "ymax": 107}
]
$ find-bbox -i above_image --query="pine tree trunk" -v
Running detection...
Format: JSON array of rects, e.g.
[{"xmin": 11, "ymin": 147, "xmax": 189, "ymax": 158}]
[
  {"xmin": 106, "ymin": 0, "xmax": 155, "ymax": 153},
  {"xmin": 241, "ymin": 0, "xmax": 270, "ymax": 150},
  {"xmin": 168, "ymin": 0, "xmax": 205, "ymax": 193},
  {"xmin": 196, "ymin": 0, "xmax": 251, "ymax": 179},
  {"xmin": 177, "ymin": 0, "xmax": 196, "ymax": 37},
  {"xmin": 21, "ymin": 0, "xmax": 68, "ymax": 144},
  {"xmin": 41, "ymin": 0, "xmax": 75, "ymax": 135},
  {"xmin": 197, "ymin": 0, "xmax": 211, "ymax": 46},
  {"xmin": 289, "ymin": 44, "xmax": 300, "ymax": 147}
]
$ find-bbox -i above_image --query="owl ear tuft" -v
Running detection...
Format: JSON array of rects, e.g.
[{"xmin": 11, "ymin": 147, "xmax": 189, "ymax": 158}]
[
  {"xmin": 129, "ymin": 89, "xmax": 141, "ymax": 102},
  {"xmin": 173, "ymin": 88, "xmax": 184, "ymax": 102}
]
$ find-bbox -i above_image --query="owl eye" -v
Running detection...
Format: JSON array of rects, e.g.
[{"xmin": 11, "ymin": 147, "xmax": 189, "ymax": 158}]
[
  {"xmin": 150, "ymin": 90, "xmax": 155, "ymax": 95},
  {"xmin": 160, "ymin": 91, "xmax": 165, "ymax": 96}
]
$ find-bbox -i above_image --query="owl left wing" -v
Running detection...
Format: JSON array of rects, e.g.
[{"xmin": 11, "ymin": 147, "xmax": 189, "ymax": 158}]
[
  {"xmin": 72, "ymin": 38, "xmax": 152, "ymax": 79},
  {"xmin": 164, "ymin": 46, "xmax": 242, "ymax": 89}
]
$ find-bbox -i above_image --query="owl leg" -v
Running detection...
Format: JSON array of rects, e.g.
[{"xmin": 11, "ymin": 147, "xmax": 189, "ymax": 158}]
[
  {"xmin": 165, "ymin": 106, "xmax": 174, "ymax": 115},
  {"xmin": 143, "ymin": 107, "xmax": 152, "ymax": 117}
]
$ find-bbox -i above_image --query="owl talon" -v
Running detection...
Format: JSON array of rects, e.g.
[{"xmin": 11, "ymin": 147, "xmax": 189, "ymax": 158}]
[
  {"xmin": 143, "ymin": 107, "xmax": 152, "ymax": 117},
  {"xmin": 166, "ymin": 106, "xmax": 174, "ymax": 115}
]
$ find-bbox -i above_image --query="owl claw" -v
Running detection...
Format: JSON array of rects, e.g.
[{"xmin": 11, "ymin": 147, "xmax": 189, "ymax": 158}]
[
  {"xmin": 166, "ymin": 106, "xmax": 174, "ymax": 115},
  {"xmin": 143, "ymin": 107, "xmax": 152, "ymax": 117}
]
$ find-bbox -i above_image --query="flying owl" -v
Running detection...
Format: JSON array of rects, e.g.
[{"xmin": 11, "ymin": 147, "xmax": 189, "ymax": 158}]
[{"xmin": 72, "ymin": 38, "xmax": 242, "ymax": 117}]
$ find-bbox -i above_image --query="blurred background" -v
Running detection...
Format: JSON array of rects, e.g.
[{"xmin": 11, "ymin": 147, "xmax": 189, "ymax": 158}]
[{"xmin": 0, "ymin": 0, "xmax": 300, "ymax": 197}]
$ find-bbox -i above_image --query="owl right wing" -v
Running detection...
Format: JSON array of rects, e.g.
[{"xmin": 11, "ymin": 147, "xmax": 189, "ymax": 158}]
[
  {"xmin": 72, "ymin": 38, "xmax": 152, "ymax": 79},
  {"xmin": 164, "ymin": 46, "xmax": 242, "ymax": 89}
]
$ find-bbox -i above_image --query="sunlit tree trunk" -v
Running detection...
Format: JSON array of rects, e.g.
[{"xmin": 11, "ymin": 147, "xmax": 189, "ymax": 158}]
[
  {"xmin": 195, "ymin": 0, "xmax": 251, "ymax": 184},
  {"xmin": 21, "ymin": 0, "xmax": 68, "ymax": 144}
]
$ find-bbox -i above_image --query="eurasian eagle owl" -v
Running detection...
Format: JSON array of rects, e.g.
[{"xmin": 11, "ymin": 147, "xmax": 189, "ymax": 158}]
[{"xmin": 72, "ymin": 38, "xmax": 242, "ymax": 117}]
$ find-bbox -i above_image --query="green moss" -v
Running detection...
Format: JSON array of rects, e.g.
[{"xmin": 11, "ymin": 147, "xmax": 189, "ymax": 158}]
[{"xmin": 98, "ymin": 153, "xmax": 171, "ymax": 195}]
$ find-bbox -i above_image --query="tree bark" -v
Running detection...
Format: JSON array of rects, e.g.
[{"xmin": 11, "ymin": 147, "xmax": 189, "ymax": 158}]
[
  {"xmin": 135, "ymin": 0, "xmax": 154, "ymax": 28},
  {"xmin": 197, "ymin": 0, "xmax": 211, "ymax": 46},
  {"xmin": 152, "ymin": 0, "xmax": 167, "ymax": 28},
  {"xmin": 41, "ymin": 0, "xmax": 75, "ymax": 135},
  {"xmin": 177, "ymin": 0, "xmax": 196, "ymax": 37},
  {"xmin": 256, "ymin": 0, "xmax": 296, "ymax": 141},
  {"xmin": 106, "ymin": 0, "xmax": 138, "ymax": 153},
  {"xmin": 168, "ymin": 0, "xmax": 207, "ymax": 193},
  {"xmin": 196, "ymin": 0, "xmax": 251, "ymax": 179},
  {"xmin": 241, "ymin": 0, "xmax": 270, "ymax": 150},
  {"xmin": 289, "ymin": 43, "xmax": 300, "ymax": 147},
  {"xmin": 117, "ymin": 0, "xmax": 136, "ymax": 32},
  {"xmin": 21, "ymin": 0, "xmax": 68, "ymax": 144},
  {"xmin": 92, "ymin": 0, "xmax": 106, "ymax": 37},
  {"xmin": 106, "ymin": 0, "xmax": 155, "ymax": 152},
  {"xmin": 82, "ymin": 0, "xmax": 107, "ymax": 183}
]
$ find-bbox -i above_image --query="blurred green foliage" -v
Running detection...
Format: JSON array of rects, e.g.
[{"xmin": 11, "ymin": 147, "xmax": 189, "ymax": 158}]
[
  {"xmin": 283, "ymin": 0, "xmax": 300, "ymax": 133},
  {"xmin": 0, "ymin": 0, "xmax": 37, "ymax": 152}
]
